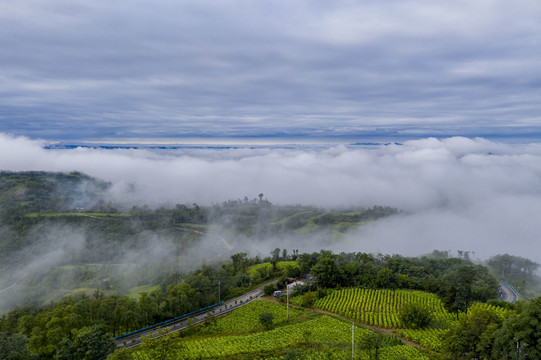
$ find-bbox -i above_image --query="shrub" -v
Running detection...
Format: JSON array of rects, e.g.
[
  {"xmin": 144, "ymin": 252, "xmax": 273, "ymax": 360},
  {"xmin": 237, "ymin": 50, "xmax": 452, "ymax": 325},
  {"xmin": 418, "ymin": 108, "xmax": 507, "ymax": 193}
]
[{"xmin": 400, "ymin": 303, "xmax": 433, "ymax": 329}]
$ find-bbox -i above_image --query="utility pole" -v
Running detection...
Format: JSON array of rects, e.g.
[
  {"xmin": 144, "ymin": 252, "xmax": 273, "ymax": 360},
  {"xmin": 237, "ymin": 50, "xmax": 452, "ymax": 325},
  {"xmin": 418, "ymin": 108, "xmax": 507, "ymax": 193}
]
[
  {"xmin": 286, "ymin": 281, "xmax": 289, "ymax": 320},
  {"xmin": 218, "ymin": 280, "xmax": 221, "ymax": 303},
  {"xmin": 352, "ymin": 322, "xmax": 355, "ymax": 360}
]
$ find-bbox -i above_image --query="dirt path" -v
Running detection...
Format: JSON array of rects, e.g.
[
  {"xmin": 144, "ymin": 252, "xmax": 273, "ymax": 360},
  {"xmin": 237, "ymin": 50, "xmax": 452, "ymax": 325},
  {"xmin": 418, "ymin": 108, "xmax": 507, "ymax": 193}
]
[
  {"xmin": 0, "ymin": 281, "xmax": 18, "ymax": 295},
  {"xmin": 175, "ymin": 226, "xmax": 233, "ymax": 250}
]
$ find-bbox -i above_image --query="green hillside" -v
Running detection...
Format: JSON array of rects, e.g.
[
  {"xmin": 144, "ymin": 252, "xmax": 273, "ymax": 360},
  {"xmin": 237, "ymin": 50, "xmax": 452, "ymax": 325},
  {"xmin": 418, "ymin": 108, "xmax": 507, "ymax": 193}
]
[{"xmin": 0, "ymin": 170, "xmax": 111, "ymax": 213}]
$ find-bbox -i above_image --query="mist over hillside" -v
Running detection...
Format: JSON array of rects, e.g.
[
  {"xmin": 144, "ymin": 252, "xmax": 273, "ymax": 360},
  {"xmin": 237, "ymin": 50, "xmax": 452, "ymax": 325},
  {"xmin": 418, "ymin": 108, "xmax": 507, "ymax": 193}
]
[
  {"xmin": 2, "ymin": 133, "xmax": 541, "ymax": 264},
  {"xmin": 0, "ymin": 168, "xmax": 401, "ymax": 311},
  {"xmin": 2, "ymin": 133, "xmax": 541, "ymax": 310}
]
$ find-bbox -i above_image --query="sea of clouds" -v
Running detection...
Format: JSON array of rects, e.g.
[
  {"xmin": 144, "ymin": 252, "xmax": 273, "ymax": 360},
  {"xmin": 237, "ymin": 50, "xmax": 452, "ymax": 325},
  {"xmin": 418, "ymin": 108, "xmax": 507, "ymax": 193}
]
[{"xmin": 1, "ymin": 133, "xmax": 541, "ymax": 263}]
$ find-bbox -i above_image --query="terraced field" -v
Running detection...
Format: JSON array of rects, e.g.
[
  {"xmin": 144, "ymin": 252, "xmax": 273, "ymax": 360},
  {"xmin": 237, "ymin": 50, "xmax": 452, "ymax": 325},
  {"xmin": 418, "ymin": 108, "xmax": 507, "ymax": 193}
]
[
  {"xmin": 310, "ymin": 288, "xmax": 454, "ymax": 328},
  {"xmin": 124, "ymin": 300, "xmax": 431, "ymax": 359}
]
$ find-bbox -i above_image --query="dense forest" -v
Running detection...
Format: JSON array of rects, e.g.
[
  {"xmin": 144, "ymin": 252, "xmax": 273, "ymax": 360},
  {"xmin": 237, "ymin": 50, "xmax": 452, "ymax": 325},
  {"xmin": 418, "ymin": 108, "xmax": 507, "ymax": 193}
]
[{"xmin": 1, "ymin": 171, "xmax": 541, "ymax": 359}]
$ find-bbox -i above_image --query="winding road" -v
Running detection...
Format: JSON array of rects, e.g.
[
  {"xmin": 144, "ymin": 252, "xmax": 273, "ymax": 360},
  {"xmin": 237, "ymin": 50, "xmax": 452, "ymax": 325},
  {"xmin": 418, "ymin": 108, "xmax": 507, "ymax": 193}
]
[
  {"xmin": 498, "ymin": 280, "xmax": 519, "ymax": 303},
  {"xmin": 115, "ymin": 280, "xmax": 275, "ymax": 348}
]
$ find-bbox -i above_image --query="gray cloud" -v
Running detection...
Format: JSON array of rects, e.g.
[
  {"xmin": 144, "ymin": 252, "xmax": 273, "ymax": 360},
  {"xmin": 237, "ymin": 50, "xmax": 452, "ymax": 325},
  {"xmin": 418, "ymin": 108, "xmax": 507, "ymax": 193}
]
[{"xmin": 1, "ymin": 1, "xmax": 541, "ymax": 139}]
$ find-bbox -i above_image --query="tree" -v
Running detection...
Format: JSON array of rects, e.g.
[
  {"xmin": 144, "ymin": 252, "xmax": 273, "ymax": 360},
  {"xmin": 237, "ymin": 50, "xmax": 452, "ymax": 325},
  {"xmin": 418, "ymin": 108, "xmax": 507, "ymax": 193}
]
[
  {"xmin": 106, "ymin": 348, "xmax": 134, "ymax": 360},
  {"xmin": 264, "ymin": 284, "xmax": 276, "ymax": 296},
  {"xmin": 297, "ymin": 252, "xmax": 317, "ymax": 274},
  {"xmin": 259, "ymin": 311, "xmax": 274, "ymax": 329},
  {"xmin": 203, "ymin": 313, "xmax": 217, "ymax": 328},
  {"xmin": 493, "ymin": 296, "xmax": 541, "ymax": 359},
  {"xmin": 455, "ymin": 266, "xmax": 477, "ymax": 312},
  {"xmin": 185, "ymin": 274, "xmax": 217, "ymax": 308},
  {"xmin": 166, "ymin": 283, "xmax": 198, "ymax": 317},
  {"xmin": 357, "ymin": 253, "xmax": 377, "ymax": 288},
  {"xmin": 271, "ymin": 248, "xmax": 281, "ymax": 262},
  {"xmin": 230, "ymin": 252, "xmax": 249, "ymax": 275},
  {"xmin": 54, "ymin": 324, "xmax": 115, "ymax": 360},
  {"xmin": 299, "ymin": 292, "xmax": 317, "ymax": 308},
  {"xmin": 487, "ymin": 254, "xmax": 539, "ymax": 279},
  {"xmin": 442, "ymin": 265, "xmax": 478, "ymax": 316},
  {"xmin": 283, "ymin": 264, "xmax": 301, "ymax": 278},
  {"xmin": 399, "ymin": 303, "xmax": 433, "ymax": 329},
  {"xmin": 375, "ymin": 268, "xmax": 396, "ymax": 289},
  {"xmin": 443, "ymin": 307, "xmax": 503, "ymax": 359},
  {"xmin": 311, "ymin": 251, "xmax": 344, "ymax": 288},
  {"xmin": 138, "ymin": 328, "xmax": 180, "ymax": 360},
  {"xmin": 0, "ymin": 332, "xmax": 31, "ymax": 360},
  {"xmin": 358, "ymin": 332, "xmax": 385, "ymax": 360}
]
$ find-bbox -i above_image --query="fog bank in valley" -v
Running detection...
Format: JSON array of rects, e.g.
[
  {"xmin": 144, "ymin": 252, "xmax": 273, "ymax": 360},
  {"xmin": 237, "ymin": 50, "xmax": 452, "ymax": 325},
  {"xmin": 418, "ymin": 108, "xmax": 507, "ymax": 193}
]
[{"xmin": 1, "ymin": 133, "xmax": 541, "ymax": 264}]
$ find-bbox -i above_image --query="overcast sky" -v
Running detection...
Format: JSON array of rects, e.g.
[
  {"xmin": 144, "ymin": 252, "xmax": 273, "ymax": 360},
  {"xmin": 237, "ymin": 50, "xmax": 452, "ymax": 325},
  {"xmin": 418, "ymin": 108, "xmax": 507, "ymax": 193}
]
[{"xmin": 2, "ymin": 0, "xmax": 541, "ymax": 141}]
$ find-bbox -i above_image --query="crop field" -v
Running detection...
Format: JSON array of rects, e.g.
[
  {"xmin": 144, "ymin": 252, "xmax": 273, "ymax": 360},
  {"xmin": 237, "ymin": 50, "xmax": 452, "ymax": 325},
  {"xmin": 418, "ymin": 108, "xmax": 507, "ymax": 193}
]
[
  {"xmin": 467, "ymin": 302, "xmax": 514, "ymax": 318},
  {"xmin": 394, "ymin": 302, "xmax": 513, "ymax": 352},
  {"xmin": 199, "ymin": 300, "xmax": 306, "ymax": 335},
  {"xmin": 395, "ymin": 328, "xmax": 446, "ymax": 351},
  {"xmin": 313, "ymin": 288, "xmax": 454, "ymax": 328},
  {"xmin": 127, "ymin": 299, "xmax": 430, "ymax": 360},
  {"xmin": 263, "ymin": 345, "xmax": 431, "ymax": 360}
]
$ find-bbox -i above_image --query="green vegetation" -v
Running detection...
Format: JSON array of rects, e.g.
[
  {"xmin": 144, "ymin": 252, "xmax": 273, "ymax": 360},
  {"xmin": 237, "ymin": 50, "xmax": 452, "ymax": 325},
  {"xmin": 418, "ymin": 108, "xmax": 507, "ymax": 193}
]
[
  {"xmin": 199, "ymin": 300, "xmax": 303, "ymax": 334},
  {"xmin": 247, "ymin": 261, "xmax": 300, "ymax": 278},
  {"xmin": 0, "ymin": 171, "xmax": 397, "ymax": 312},
  {"xmin": 396, "ymin": 328, "xmax": 447, "ymax": 351},
  {"xmin": 487, "ymin": 253, "xmax": 541, "ymax": 299},
  {"xmin": 311, "ymin": 288, "xmax": 452, "ymax": 328},
  {"xmin": 126, "ymin": 285, "xmax": 161, "ymax": 300},
  {"xmin": 126, "ymin": 300, "xmax": 428, "ymax": 360},
  {"xmin": 3, "ymin": 171, "xmax": 541, "ymax": 359},
  {"xmin": 400, "ymin": 302, "xmax": 434, "ymax": 329},
  {"xmin": 305, "ymin": 287, "xmax": 517, "ymax": 356},
  {"xmin": 0, "ymin": 170, "xmax": 111, "ymax": 214}
]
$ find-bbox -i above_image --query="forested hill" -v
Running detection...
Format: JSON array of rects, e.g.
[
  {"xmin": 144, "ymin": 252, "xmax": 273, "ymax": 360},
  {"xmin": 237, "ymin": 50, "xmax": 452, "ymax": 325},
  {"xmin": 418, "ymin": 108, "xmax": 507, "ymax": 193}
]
[
  {"xmin": 0, "ymin": 171, "xmax": 111, "ymax": 213},
  {"xmin": 0, "ymin": 170, "xmax": 400, "ymax": 314}
]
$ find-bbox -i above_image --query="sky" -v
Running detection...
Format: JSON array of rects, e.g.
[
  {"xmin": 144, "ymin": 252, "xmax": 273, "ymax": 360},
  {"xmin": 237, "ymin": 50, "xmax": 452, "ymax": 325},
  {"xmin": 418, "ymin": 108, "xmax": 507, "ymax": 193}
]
[{"xmin": 1, "ymin": 0, "xmax": 541, "ymax": 141}]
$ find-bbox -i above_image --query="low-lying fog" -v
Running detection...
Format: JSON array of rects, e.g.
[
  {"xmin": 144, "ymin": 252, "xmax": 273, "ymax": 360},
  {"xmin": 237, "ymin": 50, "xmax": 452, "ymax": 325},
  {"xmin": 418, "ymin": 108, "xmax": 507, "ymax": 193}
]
[{"xmin": 2, "ymin": 133, "xmax": 541, "ymax": 264}]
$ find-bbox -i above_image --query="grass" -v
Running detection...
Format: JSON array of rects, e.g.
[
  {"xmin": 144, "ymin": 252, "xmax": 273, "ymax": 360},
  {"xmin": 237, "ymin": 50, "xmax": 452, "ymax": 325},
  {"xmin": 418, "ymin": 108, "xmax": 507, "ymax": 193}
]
[{"xmin": 127, "ymin": 285, "xmax": 162, "ymax": 299}]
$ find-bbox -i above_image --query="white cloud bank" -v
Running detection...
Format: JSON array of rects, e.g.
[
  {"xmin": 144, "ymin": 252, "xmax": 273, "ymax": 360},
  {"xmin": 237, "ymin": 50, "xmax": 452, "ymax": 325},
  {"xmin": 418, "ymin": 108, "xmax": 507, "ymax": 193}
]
[{"xmin": 2, "ymin": 133, "xmax": 541, "ymax": 262}]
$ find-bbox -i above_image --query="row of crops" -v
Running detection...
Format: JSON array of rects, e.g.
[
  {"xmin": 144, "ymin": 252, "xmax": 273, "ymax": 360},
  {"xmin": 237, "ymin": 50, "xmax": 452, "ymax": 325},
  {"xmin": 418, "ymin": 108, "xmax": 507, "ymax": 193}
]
[
  {"xmin": 198, "ymin": 299, "xmax": 305, "ymax": 335},
  {"xmin": 312, "ymin": 288, "xmax": 454, "ymax": 328},
  {"xmin": 263, "ymin": 345, "xmax": 431, "ymax": 360},
  {"xmin": 395, "ymin": 303, "xmax": 513, "ymax": 352},
  {"xmin": 395, "ymin": 328, "xmax": 446, "ymax": 351},
  {"xmin": 128, "ymin": 300, "xmax": 430, "ymax": 359},
  {"xmin": 307, "ymin": 288, "xmax": 514, "ymax": 353},
  {"xmin": 124, "ymin": 289, "xmax": 513, "ymax": 359}
]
